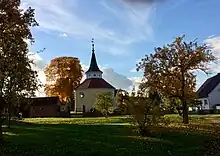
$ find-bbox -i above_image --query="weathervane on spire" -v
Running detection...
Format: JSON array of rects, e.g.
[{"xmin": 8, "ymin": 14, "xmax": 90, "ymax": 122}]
[{"xmin": 91, "ymin": 38, "xmax": 95, "ymax": 53}]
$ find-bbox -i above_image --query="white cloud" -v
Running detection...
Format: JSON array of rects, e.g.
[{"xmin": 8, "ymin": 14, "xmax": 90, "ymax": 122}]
[
  {"xmin": 128, "ymin": 76, "xmax": 142, "ymax": 92},
  {"xmin": 203, "ymin": 36, "xmax": 220, "ymax": 73},
  {"xmin": 208, "ymin": 34, "xmax": 216, "ymax": 38},
  {"xmin": 29, "ymin": 53, "xmax": 47, "ymax": 70},
  {"xmin": 21, "ymin": 0, "xmax": 155, "ymax": 55},
  {"xmin": 196, "ymin": 77, "xmax": 205, "ymax": 90},
  {"xmin": 35, "ymin": 70, "xmax": 46, "ymax": 97},
  {"xmin": 103, "ymin": 68, "xmax": 133, "ymax": 89},
  {"xmin": 129, "ymin": 68, "xmax": 137, "ymax": 73},
  {"xmin": 204, "ymin": 36, "xmax": 220, "ymax": 56},
  {"xmin": 28, "ymin": 52, "xmax": 47, "ymax": 97},
  {"xmin": 195, "ymin": 36, "xmax": 220, "ymax": 90},
  {"xmin": 60, "ymin": 33, "xmax": 68, "ymax": 38},
  {"xmin": 81, "ymin": 64, "xmax": 141, "ymax": 91}
]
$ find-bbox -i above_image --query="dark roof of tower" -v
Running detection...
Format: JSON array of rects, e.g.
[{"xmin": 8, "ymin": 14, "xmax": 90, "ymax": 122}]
[
  {"xmin": 85, "ymin": 39, "xmax": 102, "ymax": 74},
  {"xmin": 76, "ymin": 78, "xmax": 115, "ymax": 89},
  {"xmin": 197, "ymin": 73, "xmax": 220, "ymax": 98}
]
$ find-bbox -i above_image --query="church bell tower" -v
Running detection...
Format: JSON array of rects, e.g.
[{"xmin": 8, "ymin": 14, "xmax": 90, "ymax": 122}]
[{"xmin": 85, "ymin": 39, "xmax": 103, "ymax": 79}]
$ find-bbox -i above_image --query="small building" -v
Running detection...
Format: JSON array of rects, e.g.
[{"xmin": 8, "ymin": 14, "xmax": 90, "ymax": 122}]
[
  {"xmin": 27, "ymin": 97, "xmax": 66, "ymax": 117},
  {"xmin": 75, "ymin": 40, "xmax": 116, "ymax": 112},
  {"xmin": 197, "ymin": 73, "xmax": 220, "ymax": 111}
]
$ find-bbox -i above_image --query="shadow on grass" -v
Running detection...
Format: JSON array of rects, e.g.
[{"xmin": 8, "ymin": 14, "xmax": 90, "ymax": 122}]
[{"xmin": 0, "ymin": 120, "xmax": 212, "ymax": 156}]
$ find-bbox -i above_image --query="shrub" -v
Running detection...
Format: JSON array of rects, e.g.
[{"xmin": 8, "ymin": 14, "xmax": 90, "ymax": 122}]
[
  {"xmin": 94, "ymin": 92, "xmax": 114, "ymax": 117},
  {"xmin": 128, "ymin": 92, "xmax": 165, "ymax": 136}
]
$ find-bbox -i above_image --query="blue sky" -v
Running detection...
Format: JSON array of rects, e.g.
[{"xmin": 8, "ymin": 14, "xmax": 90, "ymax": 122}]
[{"xmin": 21, "ymin": 0, "xmax": 220, "ymax": 96}]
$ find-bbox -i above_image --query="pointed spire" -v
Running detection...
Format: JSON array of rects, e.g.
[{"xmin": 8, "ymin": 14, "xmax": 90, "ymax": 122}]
[
  {"xmin": 92, "ymin": 38, "xmax": 95, "ymax": 53},
  {"xmin": 85, "ymin": 39, "xmax": 103, "ymax": 74}
]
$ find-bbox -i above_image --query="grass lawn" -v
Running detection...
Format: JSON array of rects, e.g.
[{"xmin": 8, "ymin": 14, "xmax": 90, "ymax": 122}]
[{"xmin": 0, "ymin": 115, "xmax": 219, "ymax": 156}]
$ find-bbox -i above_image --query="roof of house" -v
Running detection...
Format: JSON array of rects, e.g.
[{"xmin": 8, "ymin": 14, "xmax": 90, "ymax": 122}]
[
  {"xmin": 77, "ymin": 78, "xmax": 115, "ymax": 89},
  {"xmin": 27, "ymin": 97, "xmax": 60, "ymax": 106},
  {"xmin": 85, "ymin": 41, "xmax": 102, "ymax": 74},
  {"xmin": 197, "ymin": 73, "xmax": 220, "ymax": 98}
]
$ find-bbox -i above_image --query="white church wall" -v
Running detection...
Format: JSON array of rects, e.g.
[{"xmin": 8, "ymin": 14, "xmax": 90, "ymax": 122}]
[{"xmin": 75, "ymin": 88, "xmax": 115, "ymax": 112}]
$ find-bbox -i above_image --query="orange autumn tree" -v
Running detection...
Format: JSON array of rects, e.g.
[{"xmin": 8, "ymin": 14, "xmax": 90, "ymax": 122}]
[
  {"xmin": 137, "ymin": 35, "xmax": 216, "ymax": 124},
  {"xmin": 44, "ymin": 57, "xmax": 83, "ymax": 102}
]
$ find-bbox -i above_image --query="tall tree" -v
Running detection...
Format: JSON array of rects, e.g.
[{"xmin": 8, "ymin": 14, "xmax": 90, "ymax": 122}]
[
  {"xmin": 137, "ymin": 35, "xmax": 216, "ymax": 124},
  {"xmin": 44, "ymin": 57, "xmax": 83, "ymax": 102},
  {"xmin": 0, "ymin": 0, "xmax": 39, "ymax": 144}
]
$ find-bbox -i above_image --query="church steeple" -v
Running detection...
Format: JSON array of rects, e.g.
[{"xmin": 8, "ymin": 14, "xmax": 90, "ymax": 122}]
[{"xmin": 86, "ymin": 39, "xmax": 103, "ymax": 79}]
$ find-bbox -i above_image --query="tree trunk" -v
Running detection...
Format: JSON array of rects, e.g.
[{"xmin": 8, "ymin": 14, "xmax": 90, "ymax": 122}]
[
  {"xmin": 0, "ymin": 95, "xmax": 4, "ymax": 145},
  {"xmin": 139, "ymin": 122, "xmax": 151, "ymax": 137},
  {"xmin": 180, "ymin": 69, "xmax": 188, "ymax": 124},
  {"xmin": 8, "ymin": 102, "xmax": 11, "ymax": 128},
  {"xmin": 8, "ymin": 115, "xmax": 11, "ymax": 128},
  {"xmin": 0, "ymin": 117, "xmax": 3, "ymax": 145},
  {"xmin": 182, "ymin": 101, "xmax": 188, "ymax": 124}
]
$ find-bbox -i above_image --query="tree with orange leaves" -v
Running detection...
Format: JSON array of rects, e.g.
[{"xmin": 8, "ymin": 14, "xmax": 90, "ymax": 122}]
[
  {"xmin": 137, "ymin": 35, "xmax": 216, "ymax": 124},
  {"xmin": 44, "ymin": 57, "xmax": 83, "ymax": 103}
]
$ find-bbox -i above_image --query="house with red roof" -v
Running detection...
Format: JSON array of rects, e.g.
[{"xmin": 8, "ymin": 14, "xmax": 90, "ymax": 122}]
[
  {"xmin": 196, "ymin": 73, "xmax": 220, "ymax": 111},
  {"xmin": 75, "ymin": 40, "xmax": 116, "ymax": 112}
]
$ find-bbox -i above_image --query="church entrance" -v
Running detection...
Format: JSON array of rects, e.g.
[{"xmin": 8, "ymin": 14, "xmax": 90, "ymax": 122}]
[{"xmin": 83, "ymin": 105, "xmax": 86, "ymax": 113}]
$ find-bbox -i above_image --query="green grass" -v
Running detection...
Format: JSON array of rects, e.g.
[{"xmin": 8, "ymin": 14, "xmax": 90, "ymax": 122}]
[{"xmin": 0, "ymin": 115, "xmax": 217, "ymax": 156}]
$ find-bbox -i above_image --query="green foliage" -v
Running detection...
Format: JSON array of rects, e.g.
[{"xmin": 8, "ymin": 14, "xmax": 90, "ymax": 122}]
[
  {"xmin": 115, "ymin": 89, "xmax": 129, "ymax": 115},
  {"xmin": 128, "ymin": 91, "xmax": 165, "ymax": 136},
  {"xmin": 94, "ymin": 92, "xmax": 114, "ymax": 117},
  {"xmin": 0, "ymin": 0, "xmax": 39, "ymax": 142},
  {"xmin": 165, "ymin": 97, "xmax": 183, "ymax": 116},
  {"xmin": 116, "ymin": 88, "xmax": 166, "ymax": 136}
]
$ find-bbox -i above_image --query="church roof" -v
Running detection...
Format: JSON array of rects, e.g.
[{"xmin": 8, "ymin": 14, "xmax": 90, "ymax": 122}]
[
  {"xmin": 85, "ymin": 39, "xmax": 102, "ymax": 74},
  {"xmin": 77, "ymin": 78, "xmax": 115, "ymax": 89},
  {"xmin": 197, "ymin": 73, "xmax": 220, "ymax": 98}
]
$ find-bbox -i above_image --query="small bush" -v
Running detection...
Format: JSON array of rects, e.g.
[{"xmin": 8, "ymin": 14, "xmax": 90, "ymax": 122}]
[
  {"xmin": 128, "ymin": 92, "xmax": 165, "ymax": 137},
  {"xmin": 94, "ymin": 92, "xmax": 114, "ymax": 117}
]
